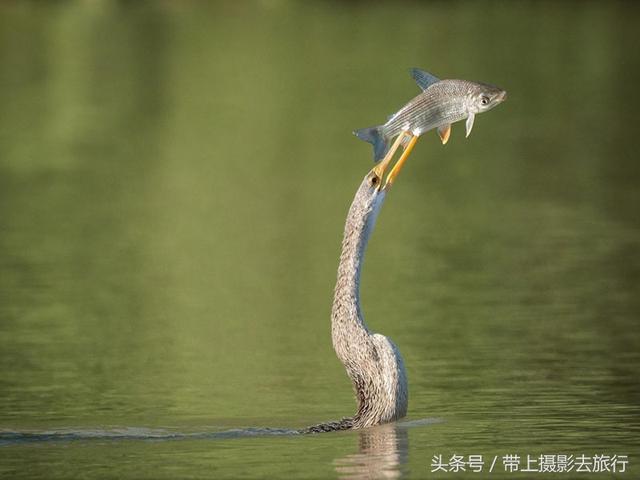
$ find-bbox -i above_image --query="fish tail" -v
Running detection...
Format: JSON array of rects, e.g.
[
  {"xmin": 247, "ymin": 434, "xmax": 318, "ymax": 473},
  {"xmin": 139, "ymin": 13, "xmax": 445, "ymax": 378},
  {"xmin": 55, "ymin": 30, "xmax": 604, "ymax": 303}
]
[{"xmin": 353, "ymin": 125, "xmax": 389, "ymax": 162}]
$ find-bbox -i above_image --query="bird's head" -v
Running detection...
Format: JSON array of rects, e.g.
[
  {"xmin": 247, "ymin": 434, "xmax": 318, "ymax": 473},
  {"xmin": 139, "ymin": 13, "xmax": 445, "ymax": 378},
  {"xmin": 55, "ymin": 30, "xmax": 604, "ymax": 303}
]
[
  {"xmin": 352, "ymin": 143, "xmax": 411, "ymax": 229},
  {"xmin": 367, "ymin": 139, "xmax": 410, "ymax": 194},
  {"xmin": 344, "ymin": 138, "xmax": 413, "ymax": 261}
]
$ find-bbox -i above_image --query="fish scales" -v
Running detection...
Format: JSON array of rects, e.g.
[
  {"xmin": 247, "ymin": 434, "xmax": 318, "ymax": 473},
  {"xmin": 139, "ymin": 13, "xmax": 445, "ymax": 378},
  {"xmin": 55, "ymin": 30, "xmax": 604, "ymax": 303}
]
[
  {"xmin": 353, "ymin": 70, "xmax": 506, "ymax": 162},
  {"xmin": 384, "ymin": 81, "xmax": 472, "ymax": 138}
]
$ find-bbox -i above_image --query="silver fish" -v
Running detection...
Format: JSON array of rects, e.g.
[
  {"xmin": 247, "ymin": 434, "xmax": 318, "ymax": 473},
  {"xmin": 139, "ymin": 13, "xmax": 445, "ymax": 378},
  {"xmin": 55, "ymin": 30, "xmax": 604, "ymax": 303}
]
[{"xmin": 354, "ymin": 68, "xmax": 507, "ymax": 162}]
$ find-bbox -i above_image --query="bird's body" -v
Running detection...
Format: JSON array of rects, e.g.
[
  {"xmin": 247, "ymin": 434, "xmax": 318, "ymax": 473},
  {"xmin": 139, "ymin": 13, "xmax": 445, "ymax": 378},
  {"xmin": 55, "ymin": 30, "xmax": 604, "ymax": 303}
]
[
  {"xmin": 331, "ymin": 178, "xmax": 408, "ymax": 428},
  {"xmin": 355, "ymin": 69, "xmax": 507, "ymax": 162},
  {"xmin": 304, "ymin": 170, "xmax": 408, "ymax": 433},
  {"xmin": 303, "ymin": 69, "xmax": 506, "ymax": 433}
]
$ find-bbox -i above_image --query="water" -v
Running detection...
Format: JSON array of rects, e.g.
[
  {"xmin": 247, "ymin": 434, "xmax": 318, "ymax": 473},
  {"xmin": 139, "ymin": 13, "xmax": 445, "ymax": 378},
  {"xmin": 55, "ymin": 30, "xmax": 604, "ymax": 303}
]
[{"xmin": 1, "ymin": 1, "xmax": 639, "ymax": 478}]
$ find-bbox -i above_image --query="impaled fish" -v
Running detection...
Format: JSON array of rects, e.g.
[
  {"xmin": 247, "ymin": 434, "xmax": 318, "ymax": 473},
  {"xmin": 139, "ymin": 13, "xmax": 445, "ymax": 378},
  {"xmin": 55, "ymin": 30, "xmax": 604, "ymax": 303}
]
[{"xmin": 354, "ymin": 68, "xmax": 507, "ymax": 162}]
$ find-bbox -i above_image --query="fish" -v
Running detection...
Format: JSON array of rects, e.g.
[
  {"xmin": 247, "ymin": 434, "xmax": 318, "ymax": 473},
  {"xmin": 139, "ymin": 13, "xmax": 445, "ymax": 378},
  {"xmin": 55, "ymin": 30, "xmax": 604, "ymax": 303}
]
[{"xmin": 354, "ymin": 68, "xmax": 507, "ymax": 162}]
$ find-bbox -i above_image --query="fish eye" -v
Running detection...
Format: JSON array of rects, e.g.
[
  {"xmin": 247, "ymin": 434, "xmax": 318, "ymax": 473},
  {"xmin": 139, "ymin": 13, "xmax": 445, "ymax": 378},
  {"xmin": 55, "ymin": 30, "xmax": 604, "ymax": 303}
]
[
  {"xmin": 370, "ymin": 175, "xmax": 380, "ymax": 187},
  {"xmin": 480, "ymin": 96, "xmax": 490, "ymax": 106}
]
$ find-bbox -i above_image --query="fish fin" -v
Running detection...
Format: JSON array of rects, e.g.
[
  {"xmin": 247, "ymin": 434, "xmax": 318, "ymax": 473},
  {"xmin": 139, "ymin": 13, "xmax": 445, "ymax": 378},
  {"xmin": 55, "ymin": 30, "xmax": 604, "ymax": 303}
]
[
  {"xmin": 410, "ymin": 68, "xmax": 440, "ymax": 91},
  {"xmin": 437, "ymin": 124, "xmax": 451, "ymax": 144},
  {"xmin": 465, "ymin": 113, "xmax": 475, "ymax": 138},
  {"xmin": 353, "ymin": 125, "xmax": 389, "ymax": 162}
]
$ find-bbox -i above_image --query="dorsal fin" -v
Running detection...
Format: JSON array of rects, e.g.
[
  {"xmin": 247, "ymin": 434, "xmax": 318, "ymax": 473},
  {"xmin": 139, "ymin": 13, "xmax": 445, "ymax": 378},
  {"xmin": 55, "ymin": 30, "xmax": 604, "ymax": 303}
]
[{"xmin": 410, "ymin": 68, "xmax": 440, "ymax": 91}]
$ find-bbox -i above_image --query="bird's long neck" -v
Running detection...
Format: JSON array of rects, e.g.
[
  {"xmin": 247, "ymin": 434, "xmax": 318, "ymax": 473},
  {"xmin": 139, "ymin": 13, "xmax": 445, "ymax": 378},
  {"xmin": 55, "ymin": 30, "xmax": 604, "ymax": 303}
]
[
  {"xmin": 301, "ymin": 177, "xmax": 408, "ymax": 434},
  {"xmin": 331, "ymin": 181, "xmax": 385, "ymax": 363}
]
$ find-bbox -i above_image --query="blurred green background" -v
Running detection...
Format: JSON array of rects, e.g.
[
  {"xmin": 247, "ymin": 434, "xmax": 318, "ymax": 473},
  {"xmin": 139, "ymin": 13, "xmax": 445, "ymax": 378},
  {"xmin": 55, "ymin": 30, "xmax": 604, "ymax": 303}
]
[{"xmin": 0, "ymin": 1, "xmax": 638, "ymax": 478}]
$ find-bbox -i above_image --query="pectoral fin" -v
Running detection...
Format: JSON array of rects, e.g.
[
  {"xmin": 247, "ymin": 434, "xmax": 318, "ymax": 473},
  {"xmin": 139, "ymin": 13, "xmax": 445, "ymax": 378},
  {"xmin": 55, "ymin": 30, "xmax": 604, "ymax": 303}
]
[
  {"xmin": 465, "ymin": 113, "xmax": 475, "ymax": 138},
  {"xmin": 437, "ymin": 124, "xmax": 451, "ymax": 144}
]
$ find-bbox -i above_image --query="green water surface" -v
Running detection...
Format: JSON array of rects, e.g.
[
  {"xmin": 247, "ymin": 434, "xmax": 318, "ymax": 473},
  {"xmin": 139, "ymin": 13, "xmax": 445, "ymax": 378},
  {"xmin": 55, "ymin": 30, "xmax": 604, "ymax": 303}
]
[{"xmin": 0, "ymin": 1, "xmax": 638, "ymax": 478}]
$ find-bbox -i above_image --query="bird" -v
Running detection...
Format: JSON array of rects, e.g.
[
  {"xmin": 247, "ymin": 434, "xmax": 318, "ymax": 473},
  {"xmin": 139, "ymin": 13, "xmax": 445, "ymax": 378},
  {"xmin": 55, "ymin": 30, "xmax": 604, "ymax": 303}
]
[{"xmin": 303, "ymin": 136, "xmax": 413, "ymax": 433}]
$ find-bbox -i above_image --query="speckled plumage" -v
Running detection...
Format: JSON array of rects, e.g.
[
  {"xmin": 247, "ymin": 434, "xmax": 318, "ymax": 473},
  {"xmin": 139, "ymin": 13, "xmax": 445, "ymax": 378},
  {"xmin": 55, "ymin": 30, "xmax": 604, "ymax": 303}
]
[{"xmin": 303, "ymin": 172, "xmax": 408, "ymax": 434}]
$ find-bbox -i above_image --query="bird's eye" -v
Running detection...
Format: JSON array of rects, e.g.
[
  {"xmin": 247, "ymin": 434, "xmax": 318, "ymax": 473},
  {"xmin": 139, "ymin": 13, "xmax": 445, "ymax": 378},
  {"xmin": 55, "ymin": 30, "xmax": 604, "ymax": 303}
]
[{"xmin": 481, "ymin": 96, "xmax": 490, "ymax": 106}]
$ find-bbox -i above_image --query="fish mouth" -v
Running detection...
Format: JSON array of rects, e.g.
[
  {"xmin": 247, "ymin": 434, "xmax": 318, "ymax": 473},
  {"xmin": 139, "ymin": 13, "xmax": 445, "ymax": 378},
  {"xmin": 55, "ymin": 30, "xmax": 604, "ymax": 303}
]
[{"xmin": 497, "ymin": 90, "xmax": 507, "ymax": 102}]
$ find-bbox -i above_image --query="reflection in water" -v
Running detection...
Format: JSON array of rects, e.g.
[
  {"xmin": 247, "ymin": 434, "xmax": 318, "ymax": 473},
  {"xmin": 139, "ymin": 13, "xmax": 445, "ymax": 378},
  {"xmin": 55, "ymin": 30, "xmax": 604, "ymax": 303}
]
[{"xmin": 334, "ymin": 424, "xmax": 409, "ymax": 480}]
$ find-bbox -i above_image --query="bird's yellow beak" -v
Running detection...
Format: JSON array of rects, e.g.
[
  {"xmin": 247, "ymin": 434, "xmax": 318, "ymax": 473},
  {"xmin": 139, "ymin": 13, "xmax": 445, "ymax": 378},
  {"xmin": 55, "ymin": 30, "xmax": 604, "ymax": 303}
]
[{"xmin": 371, "ymin": 132, "xmax": 419, "ymax": 190}]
